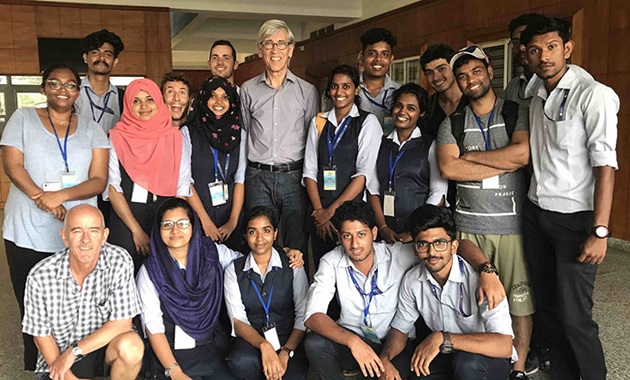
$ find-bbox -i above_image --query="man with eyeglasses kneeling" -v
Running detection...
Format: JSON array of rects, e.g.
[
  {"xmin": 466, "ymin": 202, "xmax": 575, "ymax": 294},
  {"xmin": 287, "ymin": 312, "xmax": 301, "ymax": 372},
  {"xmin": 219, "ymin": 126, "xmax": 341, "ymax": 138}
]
[{"xmin": 379, "ymin": 204, "xmax": 514, "ymax": 380}]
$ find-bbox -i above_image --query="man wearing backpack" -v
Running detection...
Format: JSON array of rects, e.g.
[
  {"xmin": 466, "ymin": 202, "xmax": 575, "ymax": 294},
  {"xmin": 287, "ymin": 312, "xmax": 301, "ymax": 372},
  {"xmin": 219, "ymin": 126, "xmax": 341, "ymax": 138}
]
[{"xmin": 436, "ymin": 45, "xmax": 534, "ymax": 380}]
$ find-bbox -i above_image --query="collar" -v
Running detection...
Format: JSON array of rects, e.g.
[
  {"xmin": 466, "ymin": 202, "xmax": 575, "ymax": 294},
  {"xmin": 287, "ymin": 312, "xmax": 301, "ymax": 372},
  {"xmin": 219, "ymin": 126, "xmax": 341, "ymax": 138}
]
[
  {"xmin": 340, "ymin": 242, "xmax": 392, "ymax": 274},
  {"xmin": 418, "ymin": 254, "xmax": 465, "ymax": 286},
  {"xmin": 55, "ymin": 245, "xmax": 108, "ymax": 279},
  {"xmin": 257, "ymin": 69, "xmax": 296, "ymax": 87},
  {"xmin": 359, "ymin": 74, "xmax": 398, "ymax": 92},
  {"xmin": 321, "ymin": 104, "xmax": 360, "ymax": 127},
  {"xmin": 243, "ymin": 248, "xmax": 284, "ymax": 276},
  {"xmin": 81, "ymin": 76, "xmax": 118, "ymax": 96},
  {"xmin": 387, "ymin": 126, "xmax": 422, "ymax": 146}
]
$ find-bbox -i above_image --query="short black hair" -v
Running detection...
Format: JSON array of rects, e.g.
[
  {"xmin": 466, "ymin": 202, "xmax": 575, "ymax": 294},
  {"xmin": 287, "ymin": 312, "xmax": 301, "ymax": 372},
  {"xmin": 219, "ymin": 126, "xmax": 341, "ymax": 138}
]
[
  {"xmin": 156, "ymin": 198, "xmax": 195, "ymax": 228},
  {"xmin": 332, "ymin": 200, "xmax": 376, "ymax": 231},
  {"xmin": 210, "ymin": 40, "xmax": 237, "ymax": 61},
  {"xmin": 407, "ymin": 205, "xmax": 456, "ymax": 241},
  {"xmin": 508, "ymin": 13, "xmax": 547, "ymax": 37},
  {"xmin": 82, "ymin": 29, "xmax": 124, "ymax": 58},
  {"xmin": 160, "ymin": 72, "xmax": 191, "ymax": 93},
  {"xmin": 41, "ymin": 63, "xmax": 81, "ymax": 89},
  {"xmin": 244, "ymin": 206, "xmax": 279, "ymax": 231},
  {"xmin": 420, "ymin": 44, "xmax": 456, "ymax": 70},
  {"xmin": 452, "ymin": 55, "xmax": 489, "ymax": 74},
  {"xmin": 521, "ymin": 16, "xmax": 571, "ymax": 46},
  {"xmin": 392, "ymin": 83, "xmax": 428, "ymax": 114},
  {"xmin": 325, "ymin": 64, "xmax": 361, "ymax": 106},
  {"xmin": 361, "ymin": 28, "xmax": 397, "ymax": 52}
]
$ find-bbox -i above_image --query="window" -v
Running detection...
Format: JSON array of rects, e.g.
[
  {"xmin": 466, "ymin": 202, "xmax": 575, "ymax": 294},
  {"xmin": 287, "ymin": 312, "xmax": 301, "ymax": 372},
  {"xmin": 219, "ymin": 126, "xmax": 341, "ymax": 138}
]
[
  {"xmin": 389, "ymin": 56, "xmax": 421, "ymax": 84},
  {"xmin": 478, "ymin": 38, "xmax": 514, "ymax": 97}
]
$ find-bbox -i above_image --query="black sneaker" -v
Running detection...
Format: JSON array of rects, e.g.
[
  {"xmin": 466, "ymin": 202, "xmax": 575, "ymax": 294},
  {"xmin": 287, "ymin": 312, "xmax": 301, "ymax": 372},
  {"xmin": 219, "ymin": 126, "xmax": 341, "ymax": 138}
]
[
  {"xmin": 525, "ymin": 347, "xmax": 551, "ymax": 375},
  {"xmin": 510, "ymin": 371, "xmax": 528, "ymax": 380}
]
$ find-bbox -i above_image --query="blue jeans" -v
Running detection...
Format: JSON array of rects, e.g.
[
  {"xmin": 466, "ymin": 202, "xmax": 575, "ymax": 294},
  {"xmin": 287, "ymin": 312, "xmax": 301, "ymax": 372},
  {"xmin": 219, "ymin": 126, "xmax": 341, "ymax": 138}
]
[
  {"xmin": 409, "ymin": 351, "xmax": 511, "ymax": 380},
  {"xmin": 245, "ymin": 167, "xmax": 308, "ymax": 254}
]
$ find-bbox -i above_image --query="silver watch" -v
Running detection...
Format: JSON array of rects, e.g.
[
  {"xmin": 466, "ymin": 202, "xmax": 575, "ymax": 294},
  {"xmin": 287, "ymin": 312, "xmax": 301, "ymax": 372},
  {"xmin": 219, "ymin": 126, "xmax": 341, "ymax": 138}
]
[{"xmin": 164, "ymin": 362, "xmax": 180, "ymax": 377}]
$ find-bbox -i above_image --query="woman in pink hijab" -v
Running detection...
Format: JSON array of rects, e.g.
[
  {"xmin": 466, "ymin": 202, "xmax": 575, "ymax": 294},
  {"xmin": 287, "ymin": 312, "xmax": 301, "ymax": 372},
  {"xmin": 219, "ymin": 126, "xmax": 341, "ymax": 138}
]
[{"xmin": 106, "ymin": 78, "xmax": 192, "ymax": 271}]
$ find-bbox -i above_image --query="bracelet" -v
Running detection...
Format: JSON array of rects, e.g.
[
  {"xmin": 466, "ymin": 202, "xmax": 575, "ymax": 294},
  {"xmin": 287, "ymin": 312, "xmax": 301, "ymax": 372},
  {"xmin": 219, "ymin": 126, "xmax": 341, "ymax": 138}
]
[
  {"xmin": 478, "ymin": 261, "xmax": 499, "ymax": 276},
  {"xmin": 378, "ymin": 225, "xmax": 388, "ymax": 231}
]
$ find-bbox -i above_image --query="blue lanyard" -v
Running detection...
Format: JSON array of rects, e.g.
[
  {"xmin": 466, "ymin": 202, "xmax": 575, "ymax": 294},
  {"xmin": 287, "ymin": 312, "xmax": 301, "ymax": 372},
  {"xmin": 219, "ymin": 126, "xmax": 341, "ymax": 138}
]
[
  {"xmin": 210, "ymin": 146, "xmax": 230, "ymax": 182},
  {"xmin": 362, "ymin": 88, "xmax": 389, "ymax": 110},
  {"xmin": 46, "ymin": 111, "xmax": 72, "ymax": 172},
  {"xmin": 557, "ymin": 89, "xmax": 570, "ymax": 121},
  {"xmin": 472, "ymin": 106, "xmax": 496, "ymax": 151},
  {"xmin": 429, "ymin": 257, "xmax": 472, "ymax": 318},
  {"xmin": 388, "ymin": 150, "xmax": 405, "ymax": 191},
  {"xmin": 326, "ymin": 116, "xmax": 352, "ymax": 165},
  {"xmin": 85, "ymin": 88, "xmax": 112, "ymax": 124},
  {"xmin": 347, "ymin": 268, "xmax": 382, "ymax": 325},
  {"xmin": 250, "ymin": 275, "xmax": 275, "ymax": 325}
]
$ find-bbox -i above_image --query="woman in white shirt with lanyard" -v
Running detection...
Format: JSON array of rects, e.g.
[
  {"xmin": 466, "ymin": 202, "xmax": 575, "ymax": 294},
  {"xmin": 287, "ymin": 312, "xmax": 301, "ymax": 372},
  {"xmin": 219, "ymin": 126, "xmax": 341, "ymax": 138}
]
[
  {"xmin": 0, "ymin": 62, "xmax": 109, "ymax": 370},
  {"xmin": 185, "ymin": 76, "xmax": 247, "ymax": 251},
  {"xmin": 303, "ymin": 64, "xmax": 382, "ymax": 272}
]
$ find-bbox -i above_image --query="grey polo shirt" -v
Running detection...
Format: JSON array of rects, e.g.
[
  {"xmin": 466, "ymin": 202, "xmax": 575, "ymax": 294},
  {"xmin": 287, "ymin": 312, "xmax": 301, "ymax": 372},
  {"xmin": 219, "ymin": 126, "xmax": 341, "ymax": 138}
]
[{"xmin": 75, "ymin": 77, "xmax": 121, "ymax": 135}]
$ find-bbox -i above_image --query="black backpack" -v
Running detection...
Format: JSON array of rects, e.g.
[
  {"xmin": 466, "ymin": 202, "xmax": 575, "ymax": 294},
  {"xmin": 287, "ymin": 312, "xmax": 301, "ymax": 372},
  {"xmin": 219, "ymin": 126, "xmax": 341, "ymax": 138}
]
[{"xmin": 449, "ymin": 99, "xmax": 519, "ymax": 155}]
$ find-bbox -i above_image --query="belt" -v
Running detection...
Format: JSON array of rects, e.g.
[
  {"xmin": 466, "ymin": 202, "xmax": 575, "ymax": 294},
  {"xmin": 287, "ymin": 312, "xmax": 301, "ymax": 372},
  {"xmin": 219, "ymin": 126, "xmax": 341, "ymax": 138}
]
[{"xmin": 247, "ymin": 160, "xmax": 303, "ymax": 172}]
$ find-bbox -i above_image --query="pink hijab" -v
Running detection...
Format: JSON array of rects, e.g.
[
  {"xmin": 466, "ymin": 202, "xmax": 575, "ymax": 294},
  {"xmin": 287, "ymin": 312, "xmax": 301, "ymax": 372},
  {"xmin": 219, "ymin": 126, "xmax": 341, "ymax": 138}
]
[{"xmin": 109, "ymin": 78, "xmax": 183, "ymax": 196}]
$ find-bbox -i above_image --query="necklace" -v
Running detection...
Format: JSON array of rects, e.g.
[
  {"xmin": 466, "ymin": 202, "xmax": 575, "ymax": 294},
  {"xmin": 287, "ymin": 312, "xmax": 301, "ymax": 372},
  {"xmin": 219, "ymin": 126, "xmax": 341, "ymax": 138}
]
[{"xmin": 46, "ymin": 108, "xmax": 71, "ymax": 125}]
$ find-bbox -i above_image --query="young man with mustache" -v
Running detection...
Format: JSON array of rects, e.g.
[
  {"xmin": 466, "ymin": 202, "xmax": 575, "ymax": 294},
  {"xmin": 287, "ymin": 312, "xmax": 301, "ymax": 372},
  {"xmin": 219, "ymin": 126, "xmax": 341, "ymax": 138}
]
[{"xmin": 436, "ymin": 46, "xmax": 534, "ymax": 379}]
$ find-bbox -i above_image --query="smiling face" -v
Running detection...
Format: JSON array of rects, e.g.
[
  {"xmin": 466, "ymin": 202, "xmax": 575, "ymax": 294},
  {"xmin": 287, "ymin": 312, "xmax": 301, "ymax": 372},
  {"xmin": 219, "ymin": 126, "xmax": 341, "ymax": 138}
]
[
  {"xmin": 329, "ymin": 73, "xmax": 359, "ymax": 113},
  {"xmin": 526, "ymin": 31, "xmax": 573, "ymax": 87},
  {"xmin": 159, "ymin": 208, "xmax": 193, "ymax": 253},
  {"xmin": 163, "ymin": 80, "xmax": 190, "ymax": 124},
  {"xmin": 62, "ymin": 205, "xmax": 109, "ymax": 268},
  {"xmin": 361, "ymin": 41, "xmax": 394, "ymax": 80},
  {"xmin": 208, "ymin": 44, "xmax": 238, "ymax": 80},
  {"xmin": 131, "ymin": 90, "xmax": 159, "ymax": 121},
  {"xmin": 455, "ymin": 59, "xmax": 493, "ymax": 100},
  {"xmin": 245, "ymin": 216, "xmax": 277, "ymax": 257},
  {"xmin": 206, "ymin": 87, "xmax": 230, "ymax": 117},
  {"xmin": 392, "ymin": 93, "xmax": 422, "ymax": 131},
  {"xmin": 43, "ymin": 68, "xmax": 80, "ymax": 110},
  {"xmin": 423, "ymin": 58, "xmax": 457, "ymax": 94},
  {"xmin": 339, "ymin": 220, "xmax": 377, "ymax": 264},
  {"xmin": 258, "ymin": 29, "xmax": 294, "ymax": 75},
  {"xmin": 413, "ymin": 227, "xmax": 457, "ymax": 278},
  {"xmin": 83, "ymin": 42, "xmax": 118, "ymax": 76}
]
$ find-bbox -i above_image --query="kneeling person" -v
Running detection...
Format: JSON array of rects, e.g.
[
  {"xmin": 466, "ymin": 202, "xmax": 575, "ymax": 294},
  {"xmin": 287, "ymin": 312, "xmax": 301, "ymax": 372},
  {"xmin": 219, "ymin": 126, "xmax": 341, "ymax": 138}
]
[
  {"xmin": 381, "ymin": 205, "xmax": 513, "ymax": 380},
  {"xmin": 23, "ymin": 205, "xmax": 143, "ymax": 380}
]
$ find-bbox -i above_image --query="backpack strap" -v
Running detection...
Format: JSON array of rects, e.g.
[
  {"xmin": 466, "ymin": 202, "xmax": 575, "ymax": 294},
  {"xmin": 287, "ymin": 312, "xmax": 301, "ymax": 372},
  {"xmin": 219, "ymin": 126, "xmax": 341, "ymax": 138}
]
[
  {"xmin": 449, "ymin": 109, "xmax": 466, "ymax": 156},
  {"xmin": 501, "ymin": 99, "xmax": 519, "ymax": 140},
  {"xmin": 315, "ymin": 112, "xmax": 327, "ymax": 137}
]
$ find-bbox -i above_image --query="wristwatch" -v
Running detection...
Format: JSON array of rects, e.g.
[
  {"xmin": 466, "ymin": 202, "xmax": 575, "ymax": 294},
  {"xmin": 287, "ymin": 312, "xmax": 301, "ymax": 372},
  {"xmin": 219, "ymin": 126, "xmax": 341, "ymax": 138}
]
[
  {"xmin": 281, "ymin": 346, "xmax": 295, "ymax": 358},
  {"xmin": 478, "ymin": 261, "xmax": 499, "ymax": 276},
  {"xmin": 164, "ymin": 362, "xmax": 180, "ymax": 377},
  {"xmin": 71, "ymin": 343, "xmax": 84, "ymax": 362},
  {"xmin": 439, "ymin": 331, "xmax": 453, "ymax": 354},
  {"xmin": 591, "ymin": 225, "xmax": 611, "ymax": 239}
]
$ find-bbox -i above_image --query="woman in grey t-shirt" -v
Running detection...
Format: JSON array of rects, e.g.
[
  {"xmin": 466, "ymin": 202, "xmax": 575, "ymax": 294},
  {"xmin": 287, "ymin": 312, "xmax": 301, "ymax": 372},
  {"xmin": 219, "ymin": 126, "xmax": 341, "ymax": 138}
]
[{"xmin": 0, "ymin": 63, "xmax": 109, "ymax": 370}]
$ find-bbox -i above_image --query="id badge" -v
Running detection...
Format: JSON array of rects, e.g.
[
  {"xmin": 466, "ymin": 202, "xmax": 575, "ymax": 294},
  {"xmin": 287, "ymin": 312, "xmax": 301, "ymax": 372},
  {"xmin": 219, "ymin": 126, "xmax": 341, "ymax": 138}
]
[
  {"xmin": 131, "ymin": 183, "xmax": 149, "ymax": 203},
  {"xmin": 323, "ymin": 165, "xmax": 337, "ymax": 191},
  {"xmin": 43, "ymin": 182, "xmax": 62, "ymax": 192},
  {"xmin": 209, "ymin": 181, "xmax": 227, "ymax": 206},
  {"xmin": 383, "ymin": 190, "xmax": 396, "ymax": 217},
  {"xmin": 360, "ymin": 322, "xmax": 381, "ymax": 344},
  {"xmin": 482, "ymin": 175, "xmax": 500, "ymax": 190},
  {"xmin": 262, "ymin": 323, "xmax": 281, "ymax": 351},
  {"xmin": 60, "ymin": 171, "xmax": 77, "ymax": 189},
  {"xmin": 174, "ymin": 325, "xmax": 196, "ymax": 350}
]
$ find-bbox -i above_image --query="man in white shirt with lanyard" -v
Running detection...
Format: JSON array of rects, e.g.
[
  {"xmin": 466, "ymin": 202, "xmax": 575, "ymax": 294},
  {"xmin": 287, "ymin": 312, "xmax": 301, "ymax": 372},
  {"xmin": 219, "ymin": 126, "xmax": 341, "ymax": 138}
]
[{"xmin": 520, "ymin": 16, "xmax": 619, "ymax": 380}]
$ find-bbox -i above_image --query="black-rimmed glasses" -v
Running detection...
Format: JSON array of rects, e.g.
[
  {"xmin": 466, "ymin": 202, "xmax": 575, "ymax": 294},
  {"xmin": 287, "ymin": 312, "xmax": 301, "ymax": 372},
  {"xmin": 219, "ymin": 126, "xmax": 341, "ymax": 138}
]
[{"xmin": 413, "ymin": 239, "xmax": 452, "ymax": 253}]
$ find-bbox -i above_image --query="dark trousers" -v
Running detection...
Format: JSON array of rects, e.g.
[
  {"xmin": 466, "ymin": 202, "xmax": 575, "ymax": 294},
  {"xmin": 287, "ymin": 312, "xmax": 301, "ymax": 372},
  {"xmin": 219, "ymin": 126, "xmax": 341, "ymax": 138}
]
[
  {"xmin": 245, "ymin": 167, "xmax": 308, "ymax": 255},
  {"xmin": 5, "ymin": 239, "xmax": 53, "ymax": 371},
  {"xmin": 226, "ymin": 337, "xmax": 308, "ymax": 380},
  {"xmin": 522, "ymin": 201, "xmax": 606, "ymax": 380},
  {"xmin": 304, "ymin": 330, "xmax": 412, "ymax": 380},
  {"xmin": 309, "ymin": 231, "xmax": 337, "ymax": 275},
  {"xmin": 408, "ymin": 351, "xmax": 510, "ymax": 380}
]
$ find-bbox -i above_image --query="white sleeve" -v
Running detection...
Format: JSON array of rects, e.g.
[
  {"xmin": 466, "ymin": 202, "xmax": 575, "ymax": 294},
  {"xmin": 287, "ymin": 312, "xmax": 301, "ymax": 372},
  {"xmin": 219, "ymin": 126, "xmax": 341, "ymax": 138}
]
[
  {"xmin": 104, "ymin": 144, "xmax": 122, "ymax": 200},
  {"xmin": 390, "ymin": 270, "xmax": 420, "ymax": 335},
  {"xmin": 136, "ymin": 265, "xmax": 165, "ymax": 336},
  {"xmin": 216, "ymin": 243, "xmax": 244, "ymax": 270},
  {"xmin": 292, "ymin": 267, "xmax": 309, "ymax": 331},
  {"xmin": 234, "ymin": 129, "xmax": 247, "ymax": 184},
  {"xmin": 353, "ymin": 114, "xmax": 382, "ymax": 184},
  {"xmin": 223, "ymin": 261, "xmax": 250, "ymax": 336},
  {"xmin": 304, "ymin": 254, "xmax": 338, "ymax": 323},
  {"xmin": 302, "ymin": 117, "xmax": 319, "ymax": 184},
  {"xmin": 584, "ymin": 83, "xmax": 619, "ymax": 169},
  {"xmin": 177, "ymin": 127, "xmax": 193, "ymax": 197},
  {"xmin": 425, "ymin": 141, "xmax": 449, "ymax": 206}
]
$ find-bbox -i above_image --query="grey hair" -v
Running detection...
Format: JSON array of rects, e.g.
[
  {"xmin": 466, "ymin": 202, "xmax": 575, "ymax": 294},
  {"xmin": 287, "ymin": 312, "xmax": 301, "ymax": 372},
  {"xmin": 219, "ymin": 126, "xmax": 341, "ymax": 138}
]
[{"xmin": 257, "ymin": 19, "xmax": 295, "ymax": 46}]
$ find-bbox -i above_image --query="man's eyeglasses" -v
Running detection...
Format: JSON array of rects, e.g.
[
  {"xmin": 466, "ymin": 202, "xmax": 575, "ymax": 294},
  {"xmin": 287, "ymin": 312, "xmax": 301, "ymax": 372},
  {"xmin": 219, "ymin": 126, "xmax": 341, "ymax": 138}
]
[
  {"xmin": 413, "ymin": 239, "xmax": 452, "ymax": 253},
  {"xmin": 160, "ymin": 219, "xmax": 191, "ymax": 230},
  {"xmin": 260, "ymin": 40, "xmax": 290, "ymax": 51},
  {"xmin": 46, "ymin": 80, "xmax": 79, "ymax": 92}
]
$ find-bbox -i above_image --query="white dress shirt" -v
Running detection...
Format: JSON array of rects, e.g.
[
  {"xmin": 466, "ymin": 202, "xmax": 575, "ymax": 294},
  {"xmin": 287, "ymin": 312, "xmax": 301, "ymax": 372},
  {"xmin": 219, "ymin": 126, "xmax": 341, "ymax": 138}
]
[
  {"xmin": 136, "ymin": 242, "xmax": 242, "ymax": 336},
  {"xmin": 302, "ymin": 104, "xmax": 382, "ymax": 187},
  {"xmin": 223, "ymin": 248, "xmax": 309, "ymax": 335},
  {"xmin": 305, "ymin": 241, "xmax": 419, "ymax": 340},
  {"xmin": 366, "ymin": 128, "xmax": 448, "ymax": 206},
  {"xmin": 527, "ymin": 65, "xmax": 619, "ymax": 212}
]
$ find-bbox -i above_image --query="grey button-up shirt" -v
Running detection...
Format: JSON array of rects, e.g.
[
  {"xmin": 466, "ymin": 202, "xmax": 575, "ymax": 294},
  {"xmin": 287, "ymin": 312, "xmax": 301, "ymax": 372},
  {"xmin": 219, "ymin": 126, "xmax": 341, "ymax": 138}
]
[
  {"xmin": 240, "ymin": 70, "xmax": 319, "ymax": 165},
  {"xmin": 358, "ymin": 74, "xmax": 400, "ymax": 135},
  {"xmin": 75, "ymin": 77, "xmax": 121, "ymax": 135}
]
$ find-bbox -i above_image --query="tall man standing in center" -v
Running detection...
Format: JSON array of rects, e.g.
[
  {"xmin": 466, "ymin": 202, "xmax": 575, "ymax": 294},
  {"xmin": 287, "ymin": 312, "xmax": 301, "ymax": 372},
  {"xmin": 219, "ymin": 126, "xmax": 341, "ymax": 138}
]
[{"xmin": 240, "ymin": 19, "xmax": 319, "ymax": 255}]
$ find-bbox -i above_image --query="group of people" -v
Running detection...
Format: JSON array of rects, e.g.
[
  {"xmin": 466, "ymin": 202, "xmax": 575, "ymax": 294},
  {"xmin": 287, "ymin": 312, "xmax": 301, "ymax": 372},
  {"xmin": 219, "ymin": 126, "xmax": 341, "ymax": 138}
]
[{"xmin": 0, "ymin": 10, "xmax": 618, "ymax": 380}]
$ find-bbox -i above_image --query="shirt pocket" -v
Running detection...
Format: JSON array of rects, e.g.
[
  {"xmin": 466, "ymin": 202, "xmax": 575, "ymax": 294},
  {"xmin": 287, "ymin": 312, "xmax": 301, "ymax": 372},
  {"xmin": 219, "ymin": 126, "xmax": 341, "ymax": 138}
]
[{"xmin": 549, "ymin": 117, "xmax": 584, "ymax": 150}]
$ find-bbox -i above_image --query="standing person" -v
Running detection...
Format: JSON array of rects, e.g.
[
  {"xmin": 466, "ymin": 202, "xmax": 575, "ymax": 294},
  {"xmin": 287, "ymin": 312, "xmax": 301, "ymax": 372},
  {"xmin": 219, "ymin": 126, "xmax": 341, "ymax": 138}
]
[
  {"xmin": 368, "ymin": 83, "xmax": 447, "ymax": 243},
  {"xmin": 106, "ymin": 78, "xmax": 192, "ymax": 272},
  {"xmin": 240, "ymin": 19, "xmax": 319, "ymax": 256},
  {"xmin": 23, "ymin": 205, "xmax": 143, "ymax": 380},
  {"xmin": 208, "ymin": 40, "xmax": 240, "ymax": 86},
  {"xmin": 224, "ymin": 206, "xmax": 310, "ymax": 380},
  {"xmin": 1, "ymin": 63, "xmax": 109, "ymax": 371},
  {"xmin": 436, "ymin": 46, "xmax": 534, "ymax": 379},
  {"xmin": 186, "ymin": 76, "xmax": 247, "ymax": 251},
  {"xmin": 521, "ymin": 16, "xmax": 619, "ymax": 380},
  {"xmin": 161, "ymin": 72, "xmax": 191, "ymax": 127},
  {"xmin": 303, "ymin": 65, "xmax": 381, "ymax": 271},
  {"xmin": 358, "ymin": 28, "xmax": 400, "ymax": 135}
]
